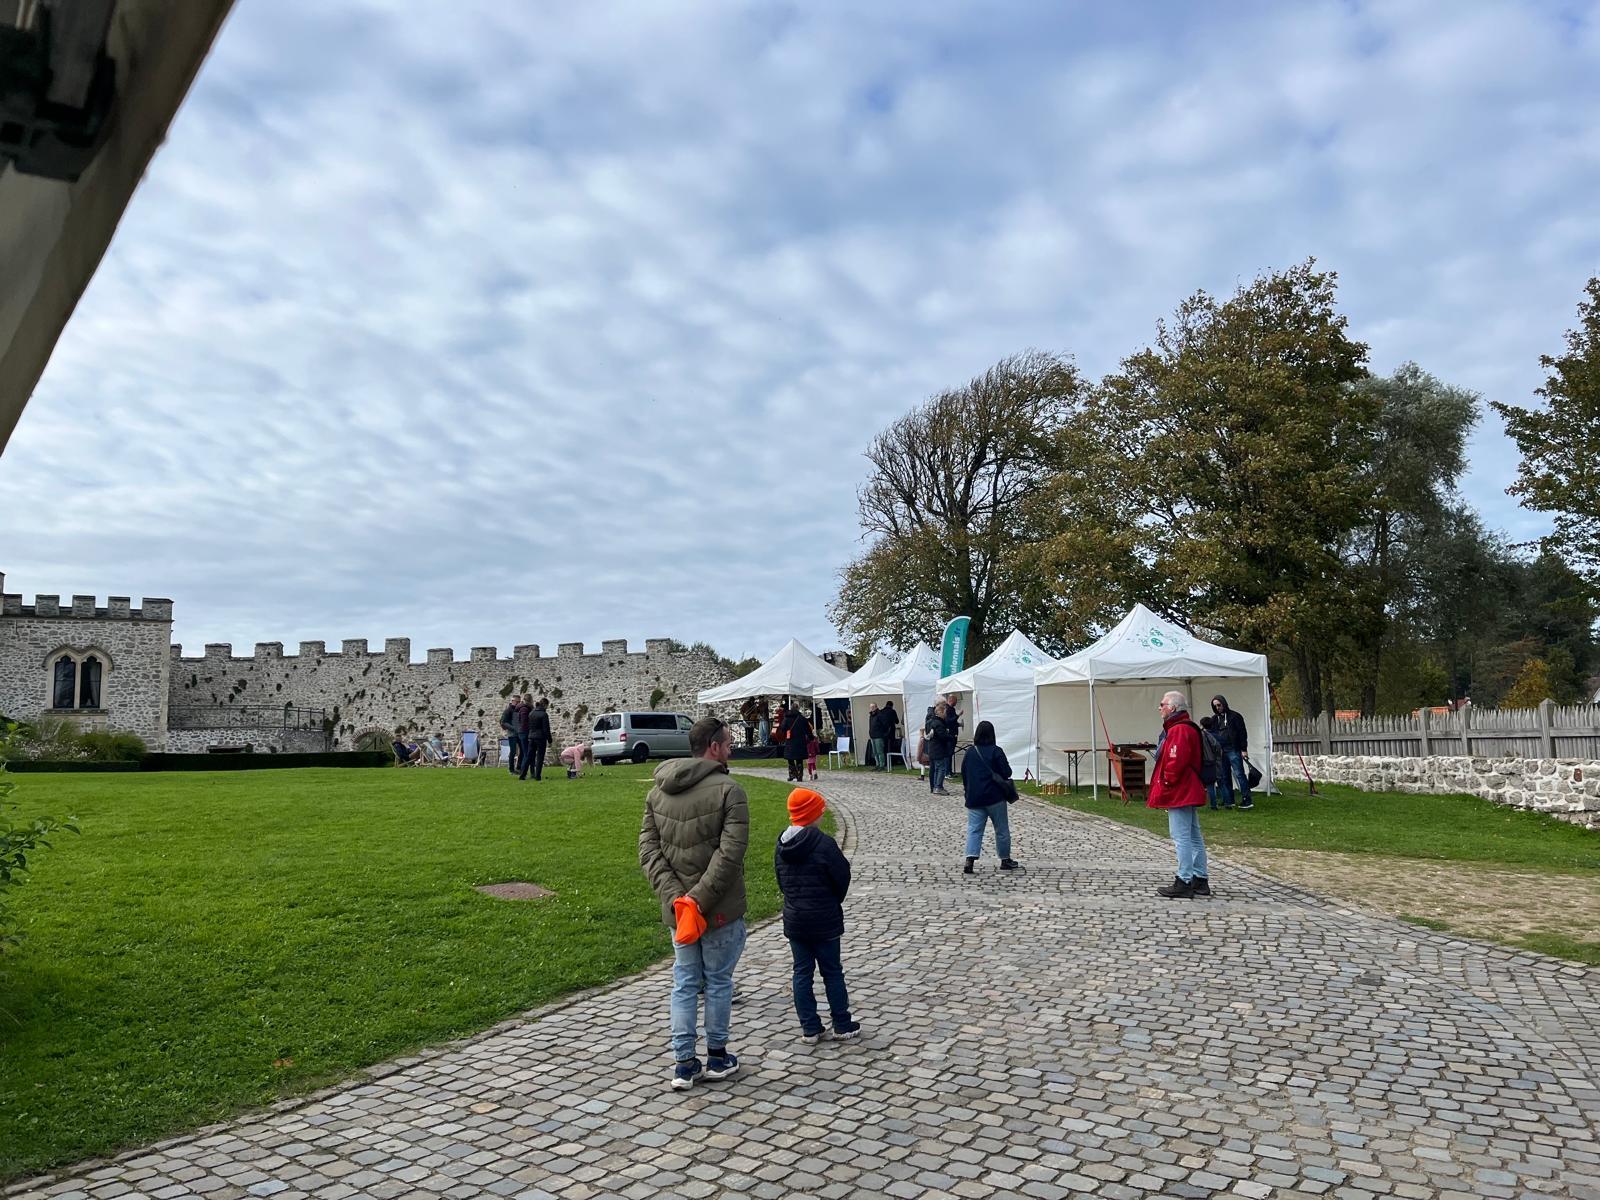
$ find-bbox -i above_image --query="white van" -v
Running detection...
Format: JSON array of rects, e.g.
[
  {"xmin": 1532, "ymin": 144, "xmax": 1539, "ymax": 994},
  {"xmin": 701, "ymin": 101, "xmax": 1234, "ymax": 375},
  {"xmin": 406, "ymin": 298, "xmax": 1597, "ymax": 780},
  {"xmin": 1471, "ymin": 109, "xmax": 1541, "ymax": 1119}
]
[{"xmin": 592, "ymin": 711, "xmax": 694, "ymax": 764}]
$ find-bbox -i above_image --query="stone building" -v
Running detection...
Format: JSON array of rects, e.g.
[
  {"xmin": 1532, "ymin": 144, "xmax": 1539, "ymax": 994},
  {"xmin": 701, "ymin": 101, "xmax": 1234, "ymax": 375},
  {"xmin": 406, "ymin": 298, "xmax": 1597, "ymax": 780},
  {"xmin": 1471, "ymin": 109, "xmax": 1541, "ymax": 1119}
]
[{"xmin": 1, "ymin": 570, "xmax": 735, "ymax": 753}]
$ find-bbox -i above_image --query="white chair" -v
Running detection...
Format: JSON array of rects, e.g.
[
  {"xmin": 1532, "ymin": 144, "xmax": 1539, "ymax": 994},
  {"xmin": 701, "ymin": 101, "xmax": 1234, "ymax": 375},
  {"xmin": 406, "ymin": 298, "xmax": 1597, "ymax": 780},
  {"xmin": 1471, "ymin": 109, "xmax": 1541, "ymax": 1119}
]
[
  {"xmin": 827, "ymin": 736, "xmax": 852, "ymax": 768},
  {"xmin": 886, "ymin": 739, "xmax": 908, "ymax": 771},
  {"xmin": 496, "ymin": 737, "xmax": 512, "ymax": 768}
]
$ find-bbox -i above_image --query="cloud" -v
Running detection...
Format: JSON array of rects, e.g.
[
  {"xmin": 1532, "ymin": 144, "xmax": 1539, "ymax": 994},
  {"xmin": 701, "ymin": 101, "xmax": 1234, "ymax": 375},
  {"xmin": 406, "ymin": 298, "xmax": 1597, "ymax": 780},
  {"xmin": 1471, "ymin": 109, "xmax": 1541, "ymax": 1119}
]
[{"xmin": 2, "ymin": 0, "xmax": 1597, "ymax": 660}]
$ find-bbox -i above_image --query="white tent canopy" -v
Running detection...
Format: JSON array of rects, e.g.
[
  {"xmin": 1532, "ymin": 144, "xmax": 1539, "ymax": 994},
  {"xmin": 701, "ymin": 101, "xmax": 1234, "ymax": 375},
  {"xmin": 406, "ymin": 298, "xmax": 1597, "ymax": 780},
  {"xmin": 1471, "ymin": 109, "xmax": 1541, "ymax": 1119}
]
[
  {"xmin": 847, "ymin": 642, "xmax": 941, "ymax": 758},
  {"xmin": 697, "ymin": 638, "xmax": 849, "ymax": 704},
  {"xmin": 817, "ymin": 650, "xmax": 900, "ymax": 701},
  {"xmin": 1034, "ymin": 604, "xmax": 1272, "ymax": 794},
  {"xmin": 937, "ymin": 630, "xmax": 1059, "ymax": 778}
]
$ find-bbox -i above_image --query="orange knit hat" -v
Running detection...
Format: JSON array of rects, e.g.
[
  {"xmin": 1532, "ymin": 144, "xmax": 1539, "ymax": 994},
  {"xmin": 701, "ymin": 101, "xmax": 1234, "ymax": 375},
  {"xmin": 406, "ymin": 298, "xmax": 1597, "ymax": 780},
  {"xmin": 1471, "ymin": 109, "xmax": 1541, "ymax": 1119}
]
[{"xmin": 787, "ymin": 787, "xmax": 826, "ymax": 826}]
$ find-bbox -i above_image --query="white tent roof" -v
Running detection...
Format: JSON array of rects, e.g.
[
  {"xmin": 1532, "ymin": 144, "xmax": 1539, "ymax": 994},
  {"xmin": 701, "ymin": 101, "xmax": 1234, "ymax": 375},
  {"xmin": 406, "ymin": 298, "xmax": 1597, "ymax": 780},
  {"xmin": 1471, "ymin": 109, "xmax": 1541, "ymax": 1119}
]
[
  {"xmin": 697, "ymin": 638, "xmax": 850, "ymax": 703},
  {"xmin": 1036, "ymin": 604, "xmax": 1266, "ymax": 684},
  {"xmin": 817, "ymin": 650, "xmax": 901, "ymax": 700},
  {"xmin": 938, "ymin": 630, "xmax": 1058, "ymax": 692},
  {"xmin": 869, "ymin": 641, "xmax": 941, "ymax": 691}
]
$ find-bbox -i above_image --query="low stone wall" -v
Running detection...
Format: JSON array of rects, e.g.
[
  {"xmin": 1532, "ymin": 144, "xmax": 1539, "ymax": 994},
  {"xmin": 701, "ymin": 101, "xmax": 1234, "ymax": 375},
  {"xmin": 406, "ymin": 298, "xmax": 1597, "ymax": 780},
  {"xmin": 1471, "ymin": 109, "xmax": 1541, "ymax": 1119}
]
[
  {"xmin": 1279, "ymin": 752, "xmax": 1600, "ymax": 829},
  {"xmin": 165, "ymin": 727, "xmax": 328, "ymax": 755}
]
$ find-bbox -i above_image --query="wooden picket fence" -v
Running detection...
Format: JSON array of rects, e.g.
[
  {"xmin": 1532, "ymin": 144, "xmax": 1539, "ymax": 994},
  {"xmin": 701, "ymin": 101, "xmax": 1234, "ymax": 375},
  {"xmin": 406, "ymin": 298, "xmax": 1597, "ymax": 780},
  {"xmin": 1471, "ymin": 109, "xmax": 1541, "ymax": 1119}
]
[{"xmin": 1272, "ymin": 701, "xmax": 1600, "ymax": 760}]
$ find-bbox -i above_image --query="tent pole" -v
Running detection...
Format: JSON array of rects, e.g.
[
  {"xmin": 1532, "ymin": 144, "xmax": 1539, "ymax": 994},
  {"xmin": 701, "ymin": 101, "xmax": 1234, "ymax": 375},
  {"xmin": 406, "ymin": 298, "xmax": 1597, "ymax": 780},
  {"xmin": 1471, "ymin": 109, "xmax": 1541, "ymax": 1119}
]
[{"xmin": 1090, "ymin": 672, "xmax": 1098, "ymax": 801}]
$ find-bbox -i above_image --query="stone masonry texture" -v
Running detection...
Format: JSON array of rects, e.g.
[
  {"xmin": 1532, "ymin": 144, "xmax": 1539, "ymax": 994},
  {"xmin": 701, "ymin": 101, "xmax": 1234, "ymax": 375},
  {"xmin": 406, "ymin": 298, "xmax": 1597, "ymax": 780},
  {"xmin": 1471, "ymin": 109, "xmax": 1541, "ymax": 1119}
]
[
  {"xmin": 9, "ymin": 770, "xmax": 1600, "ymax": 1199},
  {"xmin": 1281, "ymin": 751, "xmax": 1600, "ymax": 829},
  {"xmin": 1, "ymin": 573, "xmax": 732, "ymax": 751},
  {"xmin": 167, "ymin": 636, "xmax": 732, "ymax": 750}
]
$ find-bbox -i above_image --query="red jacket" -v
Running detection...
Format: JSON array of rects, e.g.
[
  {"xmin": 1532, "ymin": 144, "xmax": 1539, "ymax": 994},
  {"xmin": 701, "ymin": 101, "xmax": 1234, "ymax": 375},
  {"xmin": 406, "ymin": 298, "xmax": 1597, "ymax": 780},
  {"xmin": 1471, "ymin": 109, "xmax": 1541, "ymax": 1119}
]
[{"xmin": 1147, "ymin": 712, "xmax": 1205, "ymax": 809}]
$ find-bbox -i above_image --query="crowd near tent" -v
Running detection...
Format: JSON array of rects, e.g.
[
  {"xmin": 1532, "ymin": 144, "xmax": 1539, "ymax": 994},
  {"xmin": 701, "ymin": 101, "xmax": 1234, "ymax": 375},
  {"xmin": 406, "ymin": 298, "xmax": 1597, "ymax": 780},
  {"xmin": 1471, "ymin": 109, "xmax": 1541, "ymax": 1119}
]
[
  {"xmin": 1034, "ymin": 604, "xmax": 1271, "ymax": 795},
  {"xmin": 839, "ymin": 642, "xmax": 941, "ymax": 753},
  {"xmin": 696, "ymin": 638, "xmax": 848, "ymax": 704},
  {"xmin": 938, "ymin": 630, "xmax": 1059, "ymax": 779}
]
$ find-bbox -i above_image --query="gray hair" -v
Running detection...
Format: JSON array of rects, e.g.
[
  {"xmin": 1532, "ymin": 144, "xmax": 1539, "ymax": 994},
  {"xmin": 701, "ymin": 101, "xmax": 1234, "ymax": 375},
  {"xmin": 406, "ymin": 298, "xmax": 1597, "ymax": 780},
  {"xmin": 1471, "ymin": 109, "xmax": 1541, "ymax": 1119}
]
[{"xmin": 1162, "ymin": 690, "xmax": 1189, "ymax": 712}]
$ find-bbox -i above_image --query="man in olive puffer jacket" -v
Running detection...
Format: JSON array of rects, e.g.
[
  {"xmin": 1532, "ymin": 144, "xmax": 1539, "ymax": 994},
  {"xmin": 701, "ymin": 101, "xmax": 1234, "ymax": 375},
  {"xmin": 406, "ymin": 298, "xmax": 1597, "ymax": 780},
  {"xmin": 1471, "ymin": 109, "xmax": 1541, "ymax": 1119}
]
[{"xmin": 639, "ymin": 717, "xmax": 749, "ymax": 1090}]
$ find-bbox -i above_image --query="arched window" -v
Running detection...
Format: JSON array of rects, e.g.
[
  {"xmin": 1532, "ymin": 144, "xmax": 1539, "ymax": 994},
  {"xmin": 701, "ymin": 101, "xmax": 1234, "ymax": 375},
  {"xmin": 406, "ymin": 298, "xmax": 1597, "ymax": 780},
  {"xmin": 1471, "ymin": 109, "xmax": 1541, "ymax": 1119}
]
[
  {"xmin": 78, "ymin": 655, "xmax": 102, "ymax": 709},
  {"xmin": 44, "ymin": 648, "xmax": 112, "ymax": 711},
  {"xmin": 52, "ymin": 656, "xmax": 76, "ymax": 709}
]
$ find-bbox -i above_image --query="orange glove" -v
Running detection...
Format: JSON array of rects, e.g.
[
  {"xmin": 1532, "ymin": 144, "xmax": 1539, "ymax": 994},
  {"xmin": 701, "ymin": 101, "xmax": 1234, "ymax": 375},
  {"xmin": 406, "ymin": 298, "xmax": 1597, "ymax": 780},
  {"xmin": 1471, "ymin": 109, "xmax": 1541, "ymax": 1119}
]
[{"xmin": 672, "ymin": 895, "xmax": 707, "ymax": 946}]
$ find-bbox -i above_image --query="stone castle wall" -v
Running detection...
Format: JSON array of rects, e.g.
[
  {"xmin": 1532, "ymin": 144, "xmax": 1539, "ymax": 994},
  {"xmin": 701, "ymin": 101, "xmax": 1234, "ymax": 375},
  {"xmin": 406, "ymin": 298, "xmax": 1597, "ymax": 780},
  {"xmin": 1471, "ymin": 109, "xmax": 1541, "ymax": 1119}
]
[
  {"xmin": 0, "ymin": 586, "xmax": 173, "ymax": 745},
  {"xmin": 168, "ymin": 637, "xmax": 734, "ymax": 749},
  {"xmin": 1277, "ymin": 752, "xmax": 1600, "ymax": 829}
]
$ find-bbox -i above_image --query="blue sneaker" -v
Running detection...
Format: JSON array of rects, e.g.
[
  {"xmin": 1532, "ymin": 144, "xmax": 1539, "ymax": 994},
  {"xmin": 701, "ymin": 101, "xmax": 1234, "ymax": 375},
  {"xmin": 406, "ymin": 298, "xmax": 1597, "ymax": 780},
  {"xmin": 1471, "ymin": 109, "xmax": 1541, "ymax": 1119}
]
[
  {"xmin": 704, "ymin": 1051, "xmax": 740, "ymax": 1080},
  {"xmin": 671, "ymin": 1058, "xmax": 703, "ymax": 1090}
]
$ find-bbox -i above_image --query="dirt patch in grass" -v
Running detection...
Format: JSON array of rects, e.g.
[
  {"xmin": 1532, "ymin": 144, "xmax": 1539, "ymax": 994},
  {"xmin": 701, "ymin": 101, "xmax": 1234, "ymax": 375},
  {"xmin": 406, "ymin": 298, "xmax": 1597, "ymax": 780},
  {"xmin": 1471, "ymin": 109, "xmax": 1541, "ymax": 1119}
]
[{"xmin": 1228, "ymin": 847, "xmax": 1600, "ymax": 947}]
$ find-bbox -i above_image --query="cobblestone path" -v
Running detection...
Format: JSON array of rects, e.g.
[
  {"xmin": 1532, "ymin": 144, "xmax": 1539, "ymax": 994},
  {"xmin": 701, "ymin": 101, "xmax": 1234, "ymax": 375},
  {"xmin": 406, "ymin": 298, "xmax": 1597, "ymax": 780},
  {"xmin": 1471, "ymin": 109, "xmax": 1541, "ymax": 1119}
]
[{"xmin": 11, "ymin": 771, "xmax": 1600, "ymax": 1200}]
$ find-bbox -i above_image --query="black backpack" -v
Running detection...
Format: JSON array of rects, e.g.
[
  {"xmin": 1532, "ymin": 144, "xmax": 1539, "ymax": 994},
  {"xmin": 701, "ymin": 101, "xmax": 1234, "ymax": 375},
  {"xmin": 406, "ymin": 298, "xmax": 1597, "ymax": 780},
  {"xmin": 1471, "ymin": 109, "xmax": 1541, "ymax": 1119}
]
[{"xmin": 1187, "ymin": 720, "xmax": 1222, "ymax": 785}]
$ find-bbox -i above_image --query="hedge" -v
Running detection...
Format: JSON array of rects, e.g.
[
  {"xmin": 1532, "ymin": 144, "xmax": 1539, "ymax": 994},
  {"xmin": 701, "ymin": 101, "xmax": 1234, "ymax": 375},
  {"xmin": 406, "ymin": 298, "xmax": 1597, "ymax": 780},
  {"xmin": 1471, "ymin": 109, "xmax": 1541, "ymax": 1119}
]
[
  {"xmin": 141, "ymin": 752, "xmax": 393, "ymax": 772},
  {"xmin": 5, "ymin": 761, "xmax": 143, "ymax": 773},
  {"xmin": 5, "ymin": 753, "xmax": 392, "ymax": 773}
]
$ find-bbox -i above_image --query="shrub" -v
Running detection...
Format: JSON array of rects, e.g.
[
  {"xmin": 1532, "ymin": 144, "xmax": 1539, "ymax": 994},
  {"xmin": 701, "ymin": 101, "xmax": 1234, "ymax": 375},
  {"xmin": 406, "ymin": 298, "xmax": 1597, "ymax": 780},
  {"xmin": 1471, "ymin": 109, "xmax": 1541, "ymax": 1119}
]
[
  {"xmin": 0, "ymin": 723, "xmax": 81, "ymax": 948},
  {"xmin": 76, "ymin": 730, "xmax": 148, "ymax": 762}
]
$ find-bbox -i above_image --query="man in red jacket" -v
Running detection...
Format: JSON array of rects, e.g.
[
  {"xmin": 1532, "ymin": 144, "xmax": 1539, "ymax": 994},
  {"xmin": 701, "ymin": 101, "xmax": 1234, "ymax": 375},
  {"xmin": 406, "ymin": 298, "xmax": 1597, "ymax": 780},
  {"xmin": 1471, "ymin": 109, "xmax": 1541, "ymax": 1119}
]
[{"xmin": 1148, "ymin": 691, "xmax": 1211, "ymax": 899}]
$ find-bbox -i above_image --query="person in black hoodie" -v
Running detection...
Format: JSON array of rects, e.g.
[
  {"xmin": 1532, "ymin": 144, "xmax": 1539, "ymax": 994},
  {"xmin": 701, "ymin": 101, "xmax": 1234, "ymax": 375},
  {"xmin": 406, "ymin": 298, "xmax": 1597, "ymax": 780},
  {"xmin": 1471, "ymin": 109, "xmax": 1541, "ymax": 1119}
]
[
  {"xmin": 775, "ymin": 787, "xmax": 862, "ymax": 1044},
  {"xmin": 1208, "ymin": 694, "xmax": 1253, "ymax": 810},
  {"xmin": 525, "ymin": 697, "xmax": 553, "ymax": 781}
]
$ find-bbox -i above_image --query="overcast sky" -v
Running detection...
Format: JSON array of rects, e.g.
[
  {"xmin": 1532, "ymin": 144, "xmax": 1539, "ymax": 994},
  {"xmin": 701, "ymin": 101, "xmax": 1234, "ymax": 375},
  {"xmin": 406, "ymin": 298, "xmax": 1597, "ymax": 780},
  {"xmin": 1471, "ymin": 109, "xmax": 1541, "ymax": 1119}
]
[{"xmin": 2, "ymin": 1, "xmax": 1597, "ymax": 663}]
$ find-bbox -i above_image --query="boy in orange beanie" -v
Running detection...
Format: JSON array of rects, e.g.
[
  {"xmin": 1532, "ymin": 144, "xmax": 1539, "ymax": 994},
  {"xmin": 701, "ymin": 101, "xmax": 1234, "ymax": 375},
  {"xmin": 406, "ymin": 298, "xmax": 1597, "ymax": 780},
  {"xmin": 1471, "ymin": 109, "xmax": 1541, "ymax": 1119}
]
[{"xmin": 774, "ymin": 787, "xmax": 861, "ymax": 1043}]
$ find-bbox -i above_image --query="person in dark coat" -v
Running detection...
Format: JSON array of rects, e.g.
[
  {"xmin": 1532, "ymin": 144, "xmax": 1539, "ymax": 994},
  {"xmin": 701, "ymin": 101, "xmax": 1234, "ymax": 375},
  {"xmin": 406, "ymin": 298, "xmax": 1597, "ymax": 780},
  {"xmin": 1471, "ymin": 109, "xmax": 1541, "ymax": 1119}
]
[
  {"xmin": 780, "ymin": 705, "xmax": 813, "ymax": 783},
  {"xmin": 500, "ymin": 694, "xmax": 530, "ymax": 776},
  {"xmin": 923, "ymin": 701, "xmax": 957, "ymax": 795},
  {"xmin": 880, "ymin": 701, "xmax": 900, "ymax": 764},
  {"xmin": 962, "ymin": 720, "xmax": 1019, "ymax": 873},
  {"xmin": 1208, "ymin": 694, "xmax": 1253, "ymax": 809},
  {"xmin": 775, "ymin": 787, "xmax": 860, "ymax": 1043},
  {"xmin": 525, "ymin": 697, "xmax": 553, "ymax": 781},
  {"xmin": 867, "ymin": 703, "xmax": 888, "ymax": 770}
]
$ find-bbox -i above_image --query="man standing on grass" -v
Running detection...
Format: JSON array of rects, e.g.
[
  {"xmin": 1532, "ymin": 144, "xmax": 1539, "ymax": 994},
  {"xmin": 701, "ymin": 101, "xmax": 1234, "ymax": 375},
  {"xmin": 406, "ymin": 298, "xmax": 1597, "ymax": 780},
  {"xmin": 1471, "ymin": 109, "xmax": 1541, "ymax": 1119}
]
[
  {"xmin": 527, "ymin": 697, "xmax": 553, "ymax": 781},
  {"xmin": 1150, "ymin": 690, "xmax": 1212, "ymax": 899},
  {"xmin": 500, "ymin": 693, "xmax": 529, "ymax": 776},
  {"xmin": 639, "ymin": 716, "xmax": 749, "ymax": 1090}
]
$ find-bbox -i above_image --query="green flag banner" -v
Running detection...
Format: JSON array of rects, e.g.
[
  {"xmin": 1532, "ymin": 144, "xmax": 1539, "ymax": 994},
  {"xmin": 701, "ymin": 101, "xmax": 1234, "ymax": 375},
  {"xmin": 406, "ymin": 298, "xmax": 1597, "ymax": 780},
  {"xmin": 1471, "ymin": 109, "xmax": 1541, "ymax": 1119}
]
[{"xmin": 939, "ymin": 616, "xmax": 970, "ymax": 678}]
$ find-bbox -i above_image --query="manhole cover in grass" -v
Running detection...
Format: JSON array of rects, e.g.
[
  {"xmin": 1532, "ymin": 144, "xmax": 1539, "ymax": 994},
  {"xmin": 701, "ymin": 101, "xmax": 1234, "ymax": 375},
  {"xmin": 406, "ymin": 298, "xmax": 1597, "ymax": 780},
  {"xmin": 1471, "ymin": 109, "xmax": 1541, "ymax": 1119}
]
[{"xmin": 475, "ymin": 881, "xmax": 553, "ymax": 901}]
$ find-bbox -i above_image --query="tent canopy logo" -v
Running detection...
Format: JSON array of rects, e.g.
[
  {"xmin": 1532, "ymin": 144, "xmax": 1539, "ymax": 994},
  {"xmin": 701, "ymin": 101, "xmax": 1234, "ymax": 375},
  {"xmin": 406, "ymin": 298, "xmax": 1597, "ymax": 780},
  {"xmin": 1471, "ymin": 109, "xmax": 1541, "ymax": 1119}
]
[{"xmin": 1136, "ymin": 623, "xmax": 1189, "ymax": 654}]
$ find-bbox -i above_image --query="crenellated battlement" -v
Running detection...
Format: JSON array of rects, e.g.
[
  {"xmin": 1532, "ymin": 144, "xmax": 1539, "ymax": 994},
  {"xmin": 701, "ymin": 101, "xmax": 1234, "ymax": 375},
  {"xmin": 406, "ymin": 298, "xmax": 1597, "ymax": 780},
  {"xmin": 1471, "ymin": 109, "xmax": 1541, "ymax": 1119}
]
[
  {"xmin": 1, "ymin": 589, "xmax": 173, "ymax": 622},
  {"xmin": 168, "ymin": 635, "xmax": 698, "ymax": 666}
]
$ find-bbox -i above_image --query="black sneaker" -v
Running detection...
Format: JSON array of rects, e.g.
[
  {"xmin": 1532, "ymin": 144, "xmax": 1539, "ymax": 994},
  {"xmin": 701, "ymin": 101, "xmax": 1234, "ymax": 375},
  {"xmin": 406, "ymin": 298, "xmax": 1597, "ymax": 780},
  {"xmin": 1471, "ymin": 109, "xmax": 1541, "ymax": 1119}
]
[
  {"xmin": 704, "ymin": 1051, "xmax": 740, "ymax": 1081},
  {"xmin": 1191, "ymin": 876, "xmax": 1213, "ymax": 897},
  {"xmin": 963, "ymin": 857, "xmax": 976, "ymax": 875},
  {"xmin": 1238, "ymin": 800, "xmax": 1255, "ymax": 810},
  {"xmin": 671, "ymin": 1058, "xmax": 703, "ymax": 1090},
  {"xmin": 832, "ymin": 1020, "xmax": 862, "ymax": 1042},
  {"xmin": 1000, "ymin": 858, "xmax": 1022, "ymax": 871},
  {"xmin": 1156, "ymin": 876, "xmax": 1195, "ymax": 899}
]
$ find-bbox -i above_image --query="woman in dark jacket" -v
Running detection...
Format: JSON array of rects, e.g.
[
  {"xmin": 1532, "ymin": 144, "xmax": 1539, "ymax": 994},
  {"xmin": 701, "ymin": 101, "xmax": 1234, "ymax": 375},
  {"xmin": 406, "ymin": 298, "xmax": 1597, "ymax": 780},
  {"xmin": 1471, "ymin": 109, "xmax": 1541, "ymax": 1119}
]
[
  {"xmin": 780, "ymin": 705, "xmax": 814, "ymax": 783},
  {"xmin": 961, "ymin": 720, "xmax": 1019, "ymax": 874},
  {"xmin": 923, "ymin": 701, "xmax": 957, "ymax": 795}
]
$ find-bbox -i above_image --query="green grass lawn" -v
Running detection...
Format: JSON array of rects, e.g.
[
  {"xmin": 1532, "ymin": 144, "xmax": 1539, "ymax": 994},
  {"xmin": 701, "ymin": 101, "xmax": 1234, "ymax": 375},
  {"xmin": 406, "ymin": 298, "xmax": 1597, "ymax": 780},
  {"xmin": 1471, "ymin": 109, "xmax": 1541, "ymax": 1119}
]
[
  {"xmin": 1037, "ymin": 778, "xmax": 1600, "ymax": 871},
  {"xmin": 0, "ymin": 764, "xmax": 796, "ymax": 1180}
]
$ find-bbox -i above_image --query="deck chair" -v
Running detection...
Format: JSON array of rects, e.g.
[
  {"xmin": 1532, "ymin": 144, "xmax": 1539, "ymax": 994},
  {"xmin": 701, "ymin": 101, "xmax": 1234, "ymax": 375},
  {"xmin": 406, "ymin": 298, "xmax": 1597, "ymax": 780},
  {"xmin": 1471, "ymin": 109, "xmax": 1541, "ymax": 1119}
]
[
  {"xmin": 495, "ymin": 737, "xmax": 512, "ymax": 768},
  {"xmin": 421, "ymin": 742, "xmax": 450, "ymax": 766},
  {"xmin": 826, "ymin": 736, "xmax": 852, "ymax": 768},
  {"xmin": 392, "ymin": 740, "xmax": 421, "ymax": 767},
  {"xmin": 457, "ymin": 730, "xmax": 483, "ymax": 766}
]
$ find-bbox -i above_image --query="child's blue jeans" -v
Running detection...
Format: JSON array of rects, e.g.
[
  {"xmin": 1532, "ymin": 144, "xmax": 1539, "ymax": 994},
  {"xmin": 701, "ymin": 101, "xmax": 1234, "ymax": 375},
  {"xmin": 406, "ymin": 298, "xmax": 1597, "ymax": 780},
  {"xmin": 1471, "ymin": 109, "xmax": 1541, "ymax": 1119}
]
[{"xmin": 789, "ymin": 936, "xmax": 852, "ymax": 1035}]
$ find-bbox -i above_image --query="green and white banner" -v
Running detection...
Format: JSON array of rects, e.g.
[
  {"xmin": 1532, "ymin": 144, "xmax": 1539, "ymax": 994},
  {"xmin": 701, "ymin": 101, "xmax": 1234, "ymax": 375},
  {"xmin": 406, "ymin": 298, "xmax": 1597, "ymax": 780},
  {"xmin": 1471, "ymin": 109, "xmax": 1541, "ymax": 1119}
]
[{"xmin": 939, "ymin": 616, "xmax": 970, "ymax": 678}]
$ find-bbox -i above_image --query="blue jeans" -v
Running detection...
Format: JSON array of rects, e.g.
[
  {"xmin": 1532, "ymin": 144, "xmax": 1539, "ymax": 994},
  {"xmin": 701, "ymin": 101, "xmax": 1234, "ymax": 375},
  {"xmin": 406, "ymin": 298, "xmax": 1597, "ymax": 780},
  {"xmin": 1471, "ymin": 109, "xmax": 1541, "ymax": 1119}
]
[
  {"xmin": 965, "ymin": 801, "xmax": 1011, "ymax": 859},
  {"xmin": 789, "ymin": 936, "xmax": 852, "ymax": 1035},
  {"xmin": 509, "ymin": 731, "xmax": 529, "ymax": 775},
  {"xmin": 1209, "ymin": 771, "xmax": 1233, "ymax": 809},
  {"xmin": 671, "ymin": 917, "xmax": 746, "ymax": 1061},
  {"xmin": 1225, "ymin": 749, "xmax": 1252, "ymax": 803},
  {"xmin": 930, "ymin": 754, "xmax": 952, "ymax": 792},
  {"xmin": 1167, "ymin": 807, "xmax": 1208, "ymax": 881}
]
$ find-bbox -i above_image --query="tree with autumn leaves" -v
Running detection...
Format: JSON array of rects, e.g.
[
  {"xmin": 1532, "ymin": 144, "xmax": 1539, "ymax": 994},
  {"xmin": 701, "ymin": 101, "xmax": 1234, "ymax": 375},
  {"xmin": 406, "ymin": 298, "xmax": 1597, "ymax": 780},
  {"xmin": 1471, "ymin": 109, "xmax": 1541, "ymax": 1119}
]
[{"xmin": 831, "ymin": 262, "xmax": 1598, "ymax": 715}]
